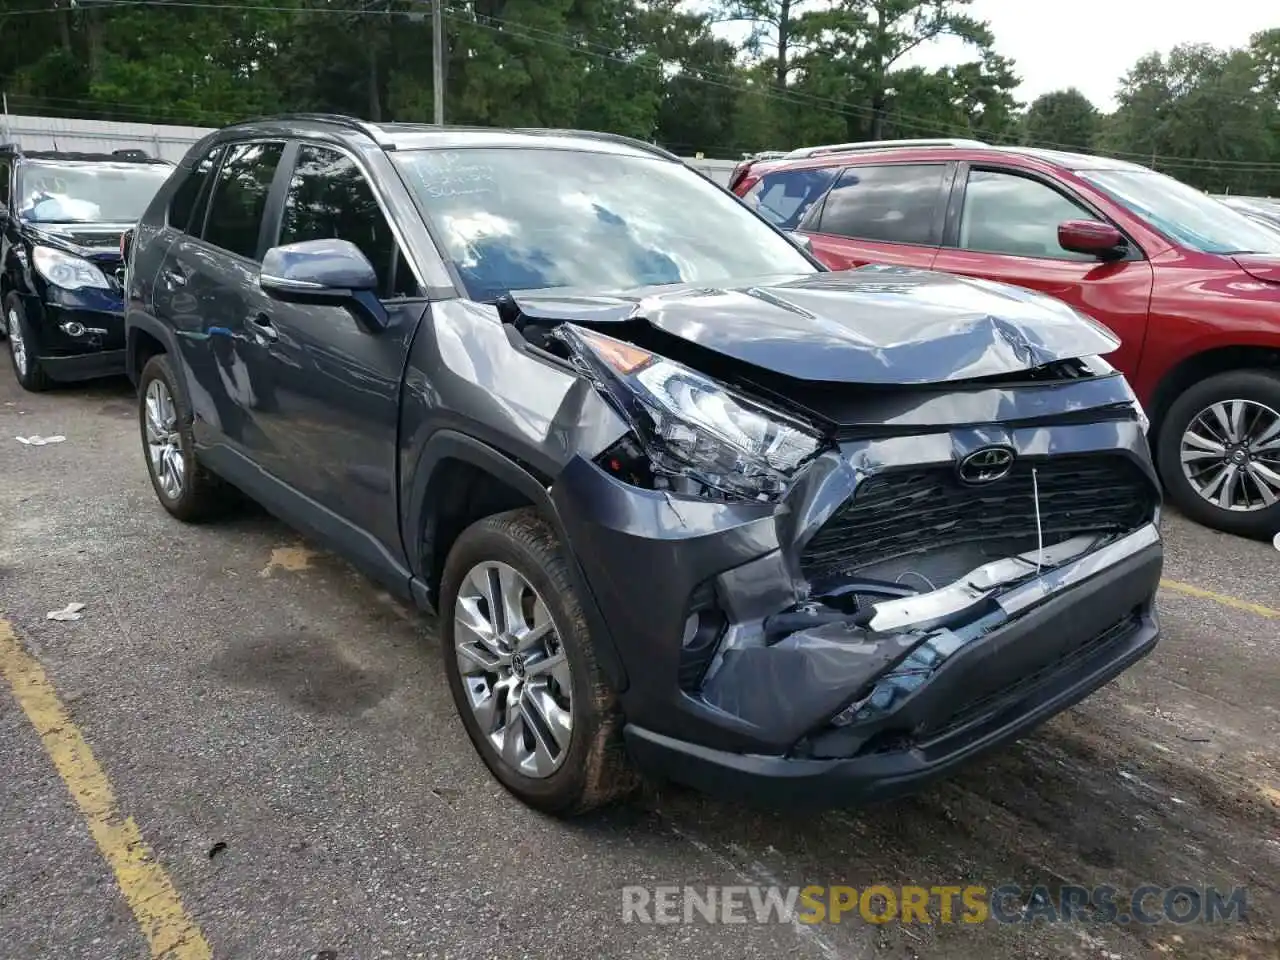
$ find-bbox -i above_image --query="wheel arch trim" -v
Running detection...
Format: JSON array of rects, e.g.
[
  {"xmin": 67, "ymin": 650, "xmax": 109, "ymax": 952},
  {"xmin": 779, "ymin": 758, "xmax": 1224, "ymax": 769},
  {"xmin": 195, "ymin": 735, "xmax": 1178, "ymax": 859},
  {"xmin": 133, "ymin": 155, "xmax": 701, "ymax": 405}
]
[{"xmin": 405, "ymin": 429, "xmax": 629, "ymax": 692}]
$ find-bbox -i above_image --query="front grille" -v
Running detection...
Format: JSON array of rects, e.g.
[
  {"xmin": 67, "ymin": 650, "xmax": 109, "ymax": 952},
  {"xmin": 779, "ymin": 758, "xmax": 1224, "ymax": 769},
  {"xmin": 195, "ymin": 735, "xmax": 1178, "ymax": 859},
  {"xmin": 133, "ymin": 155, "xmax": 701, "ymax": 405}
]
[{"xmin": 800, "ymin": 455, "xmax": 1155, "ymax": 580}]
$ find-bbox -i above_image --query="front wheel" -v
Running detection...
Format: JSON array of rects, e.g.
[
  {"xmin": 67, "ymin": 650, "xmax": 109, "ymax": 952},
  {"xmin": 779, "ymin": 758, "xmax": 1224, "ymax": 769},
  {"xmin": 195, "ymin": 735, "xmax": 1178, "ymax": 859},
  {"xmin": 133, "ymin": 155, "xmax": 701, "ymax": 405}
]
[
  {"xmin": 137, "ymin": 353, "xmax": 232, "ymax": 522},
  {"xmin": 1156, "ymin": 369, "xmax": 1280, "ymax": 540},
  {"xmin": 439, "ymin": 508, "xmax": 637, "ymax": 815},
  {"xmin": 4, "ymin": 293, "xmax": 51, "ymax": 392}
]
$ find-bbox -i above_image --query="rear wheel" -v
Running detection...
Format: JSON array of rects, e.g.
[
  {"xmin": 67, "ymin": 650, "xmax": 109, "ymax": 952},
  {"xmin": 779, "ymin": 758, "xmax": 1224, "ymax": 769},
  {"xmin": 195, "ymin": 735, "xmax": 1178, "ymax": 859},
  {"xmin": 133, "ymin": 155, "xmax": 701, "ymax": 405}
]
[
  {"xmin": 439, "ymin": 508, "xmax": 637, "ymax": 815},
  {"xmin": 1156, "ymin": 369, "xmax": 1280, "ymax": 540},
  {"xmin": 4, "ymin": 293, "xmax": 51, "ymax": 392},
  {"xmin": 138, "ymin": 353, "xmax": 232, "ymax": 522}
]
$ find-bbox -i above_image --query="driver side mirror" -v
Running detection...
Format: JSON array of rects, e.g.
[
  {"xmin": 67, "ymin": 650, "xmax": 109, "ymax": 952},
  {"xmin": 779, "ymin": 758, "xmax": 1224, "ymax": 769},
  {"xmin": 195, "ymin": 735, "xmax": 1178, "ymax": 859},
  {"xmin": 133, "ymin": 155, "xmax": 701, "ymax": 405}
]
[
  {"xmin": 1058, "ymin": 219, "xmax": 1127, "ymax": 260},
  {"xmin": 259, "ymin": 238, "xmax": 388, "ymax": 330}
]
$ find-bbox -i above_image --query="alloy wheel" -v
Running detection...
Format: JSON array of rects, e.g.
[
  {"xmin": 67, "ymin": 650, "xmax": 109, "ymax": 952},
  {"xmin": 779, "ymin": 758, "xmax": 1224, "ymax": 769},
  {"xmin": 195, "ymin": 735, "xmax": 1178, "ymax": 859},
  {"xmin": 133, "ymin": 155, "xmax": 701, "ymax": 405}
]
[
  {"xmin": 144, "ymin": 379, "xmax": 185, "ymax": 500},
  {"xmin": 453, "ymin": 560, "xmax": 573, "ymax": 778},
  {"xmin": 1180, "ymin": 398, "xmax": 1280, "ymax": 511},
  {"xmin": 7, "ymin": 309, "xmax": 27, "ymax": 376}
]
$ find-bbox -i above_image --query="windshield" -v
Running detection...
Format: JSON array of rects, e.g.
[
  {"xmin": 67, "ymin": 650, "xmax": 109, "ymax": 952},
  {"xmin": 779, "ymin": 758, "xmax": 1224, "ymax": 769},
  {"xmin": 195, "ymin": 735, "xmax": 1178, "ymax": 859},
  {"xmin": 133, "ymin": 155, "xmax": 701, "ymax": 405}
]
[
  {"xmin": 1080, "ymin": 168, "xmax": 1280, "ymax": 256},
  {"xmin": 392, "ymin": 147, "xmax": 817, "ymax": 301},
  {"xmin": 15, "ymin": 160, "xmax": 172, "ymax": 224}
]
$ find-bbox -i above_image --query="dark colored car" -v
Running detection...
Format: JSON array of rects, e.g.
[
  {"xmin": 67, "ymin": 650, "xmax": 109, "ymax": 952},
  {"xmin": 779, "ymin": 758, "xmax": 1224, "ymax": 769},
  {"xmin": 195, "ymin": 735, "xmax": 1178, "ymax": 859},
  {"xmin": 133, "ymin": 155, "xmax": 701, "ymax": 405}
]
[
  {"xmin": 733, "ymin": 139, "xmax": 1280, "ymax": 540},
  {"xmin": 0, "ymin": 145, "xmax": 173, "ymax": 390},
  {"xmin": 123, "ymin": 115, "xmax": 1162, "ymax": 815}
]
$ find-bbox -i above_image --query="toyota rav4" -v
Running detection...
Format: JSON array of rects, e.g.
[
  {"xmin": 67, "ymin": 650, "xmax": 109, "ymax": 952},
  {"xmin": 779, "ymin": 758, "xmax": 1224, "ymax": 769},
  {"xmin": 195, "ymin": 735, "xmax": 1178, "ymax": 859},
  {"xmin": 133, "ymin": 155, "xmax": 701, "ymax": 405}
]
[{"xmin": 123, "ymin": 116, "xmax": 1162, "ymax": 815}]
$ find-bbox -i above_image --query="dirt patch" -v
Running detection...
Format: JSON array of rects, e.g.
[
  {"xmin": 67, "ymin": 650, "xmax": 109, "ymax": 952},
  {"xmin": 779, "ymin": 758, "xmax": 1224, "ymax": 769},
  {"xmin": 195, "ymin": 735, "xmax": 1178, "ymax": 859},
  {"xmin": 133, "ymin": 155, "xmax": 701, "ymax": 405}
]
[{"xmin": 206, "ymin": 632, "xmax": 394, "ymax": 716}]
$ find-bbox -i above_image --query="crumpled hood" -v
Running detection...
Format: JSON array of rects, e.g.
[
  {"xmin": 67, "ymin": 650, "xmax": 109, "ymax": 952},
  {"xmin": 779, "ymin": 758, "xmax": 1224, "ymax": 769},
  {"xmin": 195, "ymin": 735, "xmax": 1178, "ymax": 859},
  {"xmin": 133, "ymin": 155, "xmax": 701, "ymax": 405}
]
[{"xmin": 509, "ymin": 265, "xmax": 1121, "ymax": 385}]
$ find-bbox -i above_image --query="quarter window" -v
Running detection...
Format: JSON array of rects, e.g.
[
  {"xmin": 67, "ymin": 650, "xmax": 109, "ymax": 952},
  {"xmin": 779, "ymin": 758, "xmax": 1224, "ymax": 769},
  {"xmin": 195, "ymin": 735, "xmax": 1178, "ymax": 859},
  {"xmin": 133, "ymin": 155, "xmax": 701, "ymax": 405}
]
[
  {"xmin": 958, "ymin": 169, "xmax": 1100, "ymax": 260},
  {"xmin": 816, "ymin": 164, "xmax": 945, "ymax": 245},
  {"xmin": 741, "ymin": 168, "xmax": 836, "ymax": 230},
  {"xmin": 278, "ymin": 144, "xmax": 415, "ymax": 298},
  {"xmin": 168, "ymin": 145, "xmax": 223, "ymax": 234},
  {"xmin": 202, "ymin": 141, "xmax": 285, "ymax": 260}
]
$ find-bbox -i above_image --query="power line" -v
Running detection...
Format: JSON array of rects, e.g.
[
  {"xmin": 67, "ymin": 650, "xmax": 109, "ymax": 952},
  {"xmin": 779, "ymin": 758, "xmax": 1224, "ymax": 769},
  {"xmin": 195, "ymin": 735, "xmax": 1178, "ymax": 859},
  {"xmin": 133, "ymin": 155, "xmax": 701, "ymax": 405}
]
[{"xmin": 4, "ymin": 0, "xmax": 1280, "ymax": 174}]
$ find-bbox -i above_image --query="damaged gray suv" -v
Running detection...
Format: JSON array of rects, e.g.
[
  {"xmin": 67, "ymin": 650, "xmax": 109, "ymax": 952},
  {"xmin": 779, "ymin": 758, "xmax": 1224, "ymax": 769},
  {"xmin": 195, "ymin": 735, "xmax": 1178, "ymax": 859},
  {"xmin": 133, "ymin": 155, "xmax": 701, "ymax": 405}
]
[{"xmin": 122, "ymin": 115, "xmax": 1163, "ymax": 815}]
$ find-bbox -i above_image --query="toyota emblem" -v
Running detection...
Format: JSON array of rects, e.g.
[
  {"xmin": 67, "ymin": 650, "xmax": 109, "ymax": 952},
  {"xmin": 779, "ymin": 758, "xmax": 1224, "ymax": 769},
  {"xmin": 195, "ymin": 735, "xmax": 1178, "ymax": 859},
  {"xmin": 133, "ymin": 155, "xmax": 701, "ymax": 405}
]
[{"xmin": 958, "ymin": 446, "xmax": 1016, "ymax": 484}]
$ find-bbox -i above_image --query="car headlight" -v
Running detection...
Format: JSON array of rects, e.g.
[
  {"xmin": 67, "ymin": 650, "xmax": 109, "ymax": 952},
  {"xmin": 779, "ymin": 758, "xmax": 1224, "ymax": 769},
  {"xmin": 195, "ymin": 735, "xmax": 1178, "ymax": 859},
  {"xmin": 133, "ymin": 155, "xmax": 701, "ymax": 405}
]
[
  {"xmin": 32, "ymin": 246, "xmax": 111, "ymax": 291},
  {"xmin": 556, "ymin": 324, "xmax": 823, "ymax": 501}
]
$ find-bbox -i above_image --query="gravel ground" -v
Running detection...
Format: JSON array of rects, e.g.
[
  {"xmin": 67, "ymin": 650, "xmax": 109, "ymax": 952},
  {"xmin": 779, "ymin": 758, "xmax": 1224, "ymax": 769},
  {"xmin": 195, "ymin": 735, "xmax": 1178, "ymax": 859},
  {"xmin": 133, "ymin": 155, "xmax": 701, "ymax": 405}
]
[{"xmin": 1, "ymin": 374, "xmax": 1277, "ymax": 960}]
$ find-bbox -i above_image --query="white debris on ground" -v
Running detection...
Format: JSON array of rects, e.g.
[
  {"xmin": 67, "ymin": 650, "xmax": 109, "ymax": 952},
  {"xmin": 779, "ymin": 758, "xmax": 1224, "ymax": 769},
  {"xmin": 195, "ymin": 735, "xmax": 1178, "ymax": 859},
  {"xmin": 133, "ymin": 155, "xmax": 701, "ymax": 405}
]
[
  {"xmin": 46, "ymin": 602, "xmax": 86, "ymax": 621},
  {"xmin": 15, "ymin": 435, "xmax": 66, "ymax": 445}
]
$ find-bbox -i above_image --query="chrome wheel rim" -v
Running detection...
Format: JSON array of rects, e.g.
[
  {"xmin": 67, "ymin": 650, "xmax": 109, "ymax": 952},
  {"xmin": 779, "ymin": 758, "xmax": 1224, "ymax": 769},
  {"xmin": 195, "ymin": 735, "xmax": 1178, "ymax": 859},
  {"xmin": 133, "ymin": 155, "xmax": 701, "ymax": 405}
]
[
  {"xmin": 144, "ymin": 379, "xmax": 185, "ymax": 500},
  {"xmin": 8, "ymin": 309, "xmax": 27, "ymax": 376},
  {"xmin": 454, "ymin": 561, "xmax": 573, "ymax": 778},
  {"xmin": 1180, "ymin": 398, "xmax": 1280, "ymax": 512}
]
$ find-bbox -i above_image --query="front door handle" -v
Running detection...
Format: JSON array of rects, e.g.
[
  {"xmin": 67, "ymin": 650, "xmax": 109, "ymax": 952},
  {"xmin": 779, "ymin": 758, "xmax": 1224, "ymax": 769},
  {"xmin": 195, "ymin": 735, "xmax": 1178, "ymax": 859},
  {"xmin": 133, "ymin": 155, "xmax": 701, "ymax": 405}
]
[{"xmin": 249, "ymin": 313, "xmax": 278, "ymax": 341}]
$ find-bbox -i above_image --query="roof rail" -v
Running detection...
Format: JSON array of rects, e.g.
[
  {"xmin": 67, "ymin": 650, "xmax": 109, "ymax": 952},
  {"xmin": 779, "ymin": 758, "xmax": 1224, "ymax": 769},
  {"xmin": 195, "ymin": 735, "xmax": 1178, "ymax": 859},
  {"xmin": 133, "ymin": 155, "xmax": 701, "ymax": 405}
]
[
  {"xmin": 784, "ymin": 137, "xmax": 988, "ymax": 159},
  {"xmin": 239, "ymin": 112, "xmax": 396, "ymax": 147},
  {"xmin": 512, "ymin": 127, "xmax": 681, "ymax": 162}
]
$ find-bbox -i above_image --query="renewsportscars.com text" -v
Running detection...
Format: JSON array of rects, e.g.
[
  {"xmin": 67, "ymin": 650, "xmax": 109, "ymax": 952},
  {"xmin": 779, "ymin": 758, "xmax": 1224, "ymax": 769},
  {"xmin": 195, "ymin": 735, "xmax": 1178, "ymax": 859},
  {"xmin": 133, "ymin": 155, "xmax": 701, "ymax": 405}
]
[{"xmin": 621, "ymin": 884, "xmax": 1247, "ymax": 926}]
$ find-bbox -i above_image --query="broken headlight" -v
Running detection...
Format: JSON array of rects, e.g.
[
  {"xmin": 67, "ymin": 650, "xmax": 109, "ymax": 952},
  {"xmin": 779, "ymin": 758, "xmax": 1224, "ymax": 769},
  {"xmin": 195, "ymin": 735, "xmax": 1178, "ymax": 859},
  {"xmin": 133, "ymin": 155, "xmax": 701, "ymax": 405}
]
[{"xmin": 557, "ymin": 325, "xmax": 823, "ymax": 501}]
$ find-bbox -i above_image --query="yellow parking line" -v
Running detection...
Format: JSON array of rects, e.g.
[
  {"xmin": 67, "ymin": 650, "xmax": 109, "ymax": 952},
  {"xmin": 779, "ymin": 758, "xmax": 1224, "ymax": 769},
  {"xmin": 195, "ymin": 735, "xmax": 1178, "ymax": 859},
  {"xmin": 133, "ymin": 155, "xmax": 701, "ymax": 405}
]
[
  {"xmin": 1159, "ymin": 579, "xmax": 1280, "ymax": 620},
  {"xmin": 0, "ymin": 619, "xmax": 212, "ymax": 959}
]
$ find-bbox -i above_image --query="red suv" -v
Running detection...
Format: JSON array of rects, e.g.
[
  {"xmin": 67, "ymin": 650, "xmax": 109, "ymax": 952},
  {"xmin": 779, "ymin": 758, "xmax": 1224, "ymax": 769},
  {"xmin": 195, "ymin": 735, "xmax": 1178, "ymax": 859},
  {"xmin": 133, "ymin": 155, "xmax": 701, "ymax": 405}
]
[{"xmin": 732, "ymin": 138, "xmax": 1280, "ymax": 540}]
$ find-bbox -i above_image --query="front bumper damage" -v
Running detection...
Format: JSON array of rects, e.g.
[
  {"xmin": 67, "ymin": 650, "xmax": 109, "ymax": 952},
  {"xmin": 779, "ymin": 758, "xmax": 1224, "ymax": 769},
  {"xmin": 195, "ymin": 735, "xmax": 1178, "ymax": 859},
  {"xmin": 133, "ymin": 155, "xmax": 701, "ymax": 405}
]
[
  {"xmin": 550, "ymin": 406, "xmax": 1163, "ymax": 808},
  {"xmin": 21, "ymin": 286, "xmax": 127, "ymax": 382}
]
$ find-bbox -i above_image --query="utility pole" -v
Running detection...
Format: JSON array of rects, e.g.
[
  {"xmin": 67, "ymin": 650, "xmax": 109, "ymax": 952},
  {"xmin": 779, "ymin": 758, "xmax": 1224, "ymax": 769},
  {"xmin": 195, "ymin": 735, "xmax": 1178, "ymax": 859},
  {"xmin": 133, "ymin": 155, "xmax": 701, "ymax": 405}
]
[{"xmin": 432, "ymin": 0, "xmax": 445, "ymax": 125}]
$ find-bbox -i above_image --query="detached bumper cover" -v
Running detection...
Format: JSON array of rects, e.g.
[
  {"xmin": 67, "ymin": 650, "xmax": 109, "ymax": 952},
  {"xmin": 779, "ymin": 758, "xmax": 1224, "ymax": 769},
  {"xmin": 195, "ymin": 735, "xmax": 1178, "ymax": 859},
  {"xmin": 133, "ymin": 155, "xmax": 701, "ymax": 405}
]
[{"xmin": 624, "ymin": 527, "xmax": 1162, "ymax": 808}]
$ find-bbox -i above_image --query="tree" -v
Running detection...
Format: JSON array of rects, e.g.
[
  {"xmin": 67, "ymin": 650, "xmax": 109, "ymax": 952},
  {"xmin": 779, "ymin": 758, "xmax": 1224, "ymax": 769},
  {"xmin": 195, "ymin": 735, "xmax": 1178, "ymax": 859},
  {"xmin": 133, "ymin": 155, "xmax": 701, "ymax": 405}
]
[
  {"xmin": 716, "ymin": 0, "xmax": 819, "ymax": 89},
  {"xmin": 1022, "ymin": 88, "xmax": 1099, "ymax": 152},
  {"xmin": 1103, "ymin": 42, "xmax": 1280, "ymax": 194},
  {"xmin": 0, "ymin": 0, "xmax": 1273, "ymax": 190}
]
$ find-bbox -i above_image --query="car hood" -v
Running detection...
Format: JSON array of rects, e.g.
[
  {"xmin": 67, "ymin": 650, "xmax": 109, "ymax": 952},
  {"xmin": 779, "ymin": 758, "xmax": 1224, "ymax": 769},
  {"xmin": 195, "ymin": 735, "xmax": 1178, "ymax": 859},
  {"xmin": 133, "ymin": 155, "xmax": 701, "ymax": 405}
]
[
  {"xmin": 24, "ymin": 221, "xmax": 132, "ymax": 258},
  {"xmin": 508, "ymin": 265, "xmax": 1121, "ymax": 385},
  {"xmin": 1232, "ymin": 255, "xmax": 1280, "ymax": 286}
]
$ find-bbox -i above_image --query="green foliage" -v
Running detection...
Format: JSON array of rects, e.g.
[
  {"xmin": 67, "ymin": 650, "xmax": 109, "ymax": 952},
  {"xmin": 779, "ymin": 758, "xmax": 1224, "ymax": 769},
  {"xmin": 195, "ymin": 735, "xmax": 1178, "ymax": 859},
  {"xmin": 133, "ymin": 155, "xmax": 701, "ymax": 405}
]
[
  {"xmin": 1022, "ymin": 88, "xmax": 1098, "ymax": 152},
  {"xmin": 1100, "ymin": 39, "xmax": 1280, "ymax": 194},
  {"xmin": 0, "ymin": 0, "xmax": 1272, "ymax": 188}
]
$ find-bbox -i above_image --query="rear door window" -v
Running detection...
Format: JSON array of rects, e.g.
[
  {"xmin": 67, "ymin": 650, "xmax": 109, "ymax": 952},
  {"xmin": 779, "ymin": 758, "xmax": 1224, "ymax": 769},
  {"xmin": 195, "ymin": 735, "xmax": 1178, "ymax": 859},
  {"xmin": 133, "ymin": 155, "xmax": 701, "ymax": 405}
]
[
  {"xmin": 168, "ymin": 145, "xmax": 223, "ymax": 233},
  {"xmin": 741, "ymin": 167, "xmax": 837, "ymax": 229},
  {"xmin": 815, "ymin": 164, "xmax": 946, "ymax": 245},
  {"xmin": 201, "ymin": 141, "xmax": 285, "ymax": 260}
]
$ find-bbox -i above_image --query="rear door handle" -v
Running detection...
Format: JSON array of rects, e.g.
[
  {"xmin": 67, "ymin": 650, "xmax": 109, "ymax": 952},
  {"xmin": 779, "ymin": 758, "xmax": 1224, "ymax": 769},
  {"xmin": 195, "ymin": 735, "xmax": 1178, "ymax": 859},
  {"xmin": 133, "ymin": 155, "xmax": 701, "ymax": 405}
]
[{"xmin": 249, "ymin": 313, "xmax": 278, "ymax": 341}]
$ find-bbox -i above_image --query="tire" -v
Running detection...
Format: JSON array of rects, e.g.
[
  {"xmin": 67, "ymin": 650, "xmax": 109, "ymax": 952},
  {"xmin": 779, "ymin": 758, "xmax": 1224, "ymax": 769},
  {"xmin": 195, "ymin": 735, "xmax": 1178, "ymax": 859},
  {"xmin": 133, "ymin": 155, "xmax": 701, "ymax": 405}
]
[
  {"xmin": 137, "ymin": 353, "xmax": 231, "ymax": 522},
  {"xmin": 1156, "ymin": 369, "xmax": 1280, "ymax": 540},
  {"xmin": 439, "ymin": 508, "xmax": 637, "ymax": 815},
  {"xmin": 4, "ymin": 293, "xmax": 52, "ymax": 392}
]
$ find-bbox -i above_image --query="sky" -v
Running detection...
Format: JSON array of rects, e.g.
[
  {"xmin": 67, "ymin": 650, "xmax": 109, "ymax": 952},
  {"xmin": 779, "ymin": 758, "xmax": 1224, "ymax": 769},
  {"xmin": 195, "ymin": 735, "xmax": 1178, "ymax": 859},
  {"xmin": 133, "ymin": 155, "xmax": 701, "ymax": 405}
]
[
  {"xmin": 703, "ymin": 1, "xmax": 1276, "ymax": 114},
  {"xmin": 905, "ymin": 0, "xmax": 1277, "ymax": 112}
]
